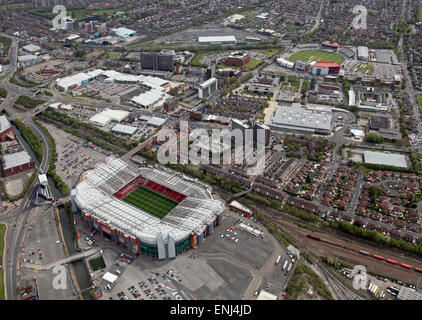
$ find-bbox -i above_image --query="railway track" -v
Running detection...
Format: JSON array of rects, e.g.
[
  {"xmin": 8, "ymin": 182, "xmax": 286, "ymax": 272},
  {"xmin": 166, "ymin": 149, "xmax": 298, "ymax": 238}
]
[{"xmin": 264, "ymin": 214, "xmax": 366, "ymax": 300}]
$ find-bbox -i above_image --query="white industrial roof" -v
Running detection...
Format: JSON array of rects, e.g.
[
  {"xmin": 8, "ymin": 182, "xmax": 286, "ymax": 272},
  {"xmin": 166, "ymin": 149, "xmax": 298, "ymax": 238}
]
[
  {"xmin": 18, "ymin": 55, "xmax": 40, "ymax": 62},
  {"xmin": 49, "ymin": 103, "xmax": 61, "ymax": 109},
  {"xmin": 22, "ymin": 44, "xmax": 40, "ymax": 52},
  {"xmin": 257, "ymin": 290, "xmax": 277, "ymax": 300},
  {"xmin": 350, "ymin": 129, "xmax": 364, "ymax": 138},
  {"xmin": 229, "ymin": 200, "xmax": 252, "ymax": 214},
  {"xmin": 89, "ymin": 114, "xmax": 111, "ymax": 127},
  {"xmin": 0, "ymin": 115, "xmax": 11, "ymax": 133},
  {"xmin": 66, "ymin": 34, "xmax": 80, "ymax": 41},
  {"xmin": 112, "ymin": 27, "xmax": 136, "ymax": 37},
  {"xmin": 363, "ymin": 151, "xmax": 407, "ymax": 168},
  {"xmin": 3, "ymin": 151, "xmax": 32, "ymax": 170},
  {"xmin": 74, "ymin": 157, "xmax": 223, "ymax": 243},
  {"xmin": 198, "ymin": 36, "xmax": 236, "ymax": 43},
  {"xmin": 147, "ymin": 117, "xmax": 166, "ymax": 127},
  {"xmin": 111, "ymin": 124, "xmax": 137, "ymax": 135},
  {"xmin": 99, "ymin": 109, "xmax": 129, "ymax": 122},
  {"xmin": 57, "ymin": 73, "xmax": 89, "ymax": 89},
  {"xmin": 103, "ymin": 272, "xmax": 118, "ymax": 283},
  {"xmin": 60, "ymin": 104, "xmax": 73, "ymax": 110},
  {"xmin": 271, "ymin": 106, "xmax": 332, "ymax": 131}
]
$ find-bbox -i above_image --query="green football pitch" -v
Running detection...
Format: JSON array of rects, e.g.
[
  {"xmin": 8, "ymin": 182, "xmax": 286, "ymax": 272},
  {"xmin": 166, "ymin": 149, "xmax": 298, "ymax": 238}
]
[
  {"xmin": 288, "ymin": 50, "xmax": 345, "ymax": 64},
  {"xmin": 122, "ymin": 187, "xmax": 179, "ymax": 219}
]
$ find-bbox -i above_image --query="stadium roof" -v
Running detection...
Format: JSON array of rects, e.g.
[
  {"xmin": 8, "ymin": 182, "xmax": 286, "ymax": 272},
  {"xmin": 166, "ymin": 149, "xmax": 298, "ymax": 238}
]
[
  {"xmin": 3, "ymin": 151, "xmax": 32, "ymax": 170},
  {"xmin": 313, "ymin": 62, "xmax": 340, "ymax": 68},
  {"xmin": 270, "ymin": 106, "xmax": 333, "ymax": 132},
  {"xmin": 363, "ymin": 151, "xmax": 407, "ymax": 168},
  {"xmin": 198, "ymin": 36, "xmax": 236, "ymax": 43},
  {"xmin": 0, "ymin": 115, "xmax": 11, "ymax": 133},
  {"xmin": 74, "ymin": 157, "xmax": 222, "ymax": 242},
  {"xmin": 321, "ymin": 42, "xmax": 339, "ymax": 48}
]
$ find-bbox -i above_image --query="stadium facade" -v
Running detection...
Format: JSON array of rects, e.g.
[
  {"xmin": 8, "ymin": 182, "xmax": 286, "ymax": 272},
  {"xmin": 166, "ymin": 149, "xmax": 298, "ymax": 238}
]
[{"xmin": 72, "ymin": 157, "xmax": 224, "ymax": 259}]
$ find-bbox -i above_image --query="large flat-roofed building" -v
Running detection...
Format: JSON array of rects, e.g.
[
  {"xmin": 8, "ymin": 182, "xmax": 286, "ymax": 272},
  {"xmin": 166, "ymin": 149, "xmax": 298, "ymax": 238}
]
[
  {"xmin": 198, "ymin": 36, "xmax": 236, "ymax": 45},
  {"xmin": 311, "ymin": 62, "xmax": 340, "ymax": 75},
  {"xmin": 139, "ymin": 52, "xmax": 174, "ymax": 72},
  {"xmin": 368, "ymin": 116, "xmax": 390, "ymax": 130},
  {"xmin": 358, "ymin": 46, "xmax": 369, "ymax": 60},
  {"xmin": 198, "ymin": 77, "xmax": 218, "ymax": 99},
  {"xmin": 2, "ymin": 150, "xmax": 35, "ymax": 177},
  {"xmin": 221, "ymin": 52, "xmax": 251, "ymax": 67},
  {"xmin": 112, "ymin": 27, "xmax": 136, "ymax": 38},
  {"xmin": 22, "ymin": 44, "xmax": 41, "ymax": 54},
  {"xmin": 397, "ymin": 286, "xmax": 422, "ymax": 300},
  {"xmin": 0, "ymin": 115, "xmax": 14, "ymax": 142},
  {"xmin": 349, "ymin": 87, "xmax": 389, "ymax": 113},
  {"xmin": 72, "ymin": 157, "xmax": 224, "ymax": 259},
  {"xmin": 363, "ymin": 151, "xmax": 407, "ymax": 168},
  {"xmin": 269, "ymin": 105, "xmax": 333, "ymax": 134}
]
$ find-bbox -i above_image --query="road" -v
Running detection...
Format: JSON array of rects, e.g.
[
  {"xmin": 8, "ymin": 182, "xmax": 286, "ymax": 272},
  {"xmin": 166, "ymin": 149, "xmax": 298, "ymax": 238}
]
[{"xmin": 0, "ymin": 35, "xmax": 54, "ymax": 300}]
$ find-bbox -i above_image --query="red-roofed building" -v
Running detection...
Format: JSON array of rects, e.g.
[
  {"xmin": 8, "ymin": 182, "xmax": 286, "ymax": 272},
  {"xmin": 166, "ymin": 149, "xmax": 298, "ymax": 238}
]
[
  {"xmin": 311, "ymin": 62, "xmax": 341, "ymax": 75},
  {"xmin": 321, "ymin": 42, "xmax": 339, "ymax": 52}
]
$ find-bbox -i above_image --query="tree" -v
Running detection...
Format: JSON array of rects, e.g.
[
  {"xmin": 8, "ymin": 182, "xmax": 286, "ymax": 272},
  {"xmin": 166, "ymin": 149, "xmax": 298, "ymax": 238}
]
[{"xmin": 364, "ymin": 132, "xmax": 383, "ymax": 144}]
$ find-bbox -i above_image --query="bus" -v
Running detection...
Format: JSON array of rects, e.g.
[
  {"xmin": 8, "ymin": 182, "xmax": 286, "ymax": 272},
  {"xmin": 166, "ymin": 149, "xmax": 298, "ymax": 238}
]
[
  {"xmin": 275, "ymin": 255, "xmax": 281, "ymax": 265},
  {"xmin": 286, "ymin": 263, "xmax": 293, "ymax": 274},
  {"xmin": 282, "ymin": 260, "xmax": 288, "ymax": 271}
]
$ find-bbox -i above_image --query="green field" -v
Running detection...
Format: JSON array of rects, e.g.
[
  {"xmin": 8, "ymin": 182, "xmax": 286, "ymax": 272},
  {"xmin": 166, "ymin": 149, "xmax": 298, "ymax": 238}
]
[
  {"xmin": 0, "ymin": 223, "xmax": 6, "ymax": 300},
  {"xmin": 239, "ymin": 10, "xmax": 258, "ymax": 18},
  {"xmin": 288, "ymin": 50, "xmax": 345, "ymax": 65},
  {"xmin": 104, "ymin": 51, "xmax": 121, "ymax": 58},
  {"xmin": 242, "ymin": 57, "xmax": 262, "ymax": 71},
  {"xmin": 123, "ymin": 187, "xmax": 178, "ymax": 219},
  {"xmin": 418, "ymin": 4, "xmax": 422, "ymax": 22}
]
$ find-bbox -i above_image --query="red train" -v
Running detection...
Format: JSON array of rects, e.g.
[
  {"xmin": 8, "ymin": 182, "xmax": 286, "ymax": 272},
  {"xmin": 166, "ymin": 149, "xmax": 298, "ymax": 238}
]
[{"xmin": 305, "ymin": 234, "xmax": 421, "ymax": 274}]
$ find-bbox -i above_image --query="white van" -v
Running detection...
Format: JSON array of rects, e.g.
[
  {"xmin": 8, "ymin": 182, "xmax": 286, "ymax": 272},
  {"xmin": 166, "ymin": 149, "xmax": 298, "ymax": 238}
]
[{"xmin": 115, "ymin": 270, "xmax": 121, "ymax": 275}]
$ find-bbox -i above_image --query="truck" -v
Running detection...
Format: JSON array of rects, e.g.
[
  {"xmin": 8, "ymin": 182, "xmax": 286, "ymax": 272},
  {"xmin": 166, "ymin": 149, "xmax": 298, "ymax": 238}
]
[
  {"xmin": 275, "ymin": 255, "xmax": 281, "ymax": 265},
  {"xmin": 282, "ymin": 260, "xmax": 288, "ymax": 271}
]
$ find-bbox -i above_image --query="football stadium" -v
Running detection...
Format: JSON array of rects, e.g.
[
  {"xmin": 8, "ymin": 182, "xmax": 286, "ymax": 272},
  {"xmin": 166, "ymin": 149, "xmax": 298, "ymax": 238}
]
[{"xmin": 72, "ymin": 157, "xmax": 224, "ymax": 259}]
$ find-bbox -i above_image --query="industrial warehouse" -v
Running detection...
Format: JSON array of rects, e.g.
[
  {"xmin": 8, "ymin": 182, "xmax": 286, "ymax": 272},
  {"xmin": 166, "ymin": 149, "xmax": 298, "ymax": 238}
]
[
  {"xmin": 72, "ymin": 157, "xmax": 224, "ymax": 260},
  {"xmin": 269, "ymin": 105, "xmax": 333, "ymax": 134}
]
